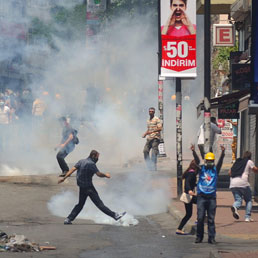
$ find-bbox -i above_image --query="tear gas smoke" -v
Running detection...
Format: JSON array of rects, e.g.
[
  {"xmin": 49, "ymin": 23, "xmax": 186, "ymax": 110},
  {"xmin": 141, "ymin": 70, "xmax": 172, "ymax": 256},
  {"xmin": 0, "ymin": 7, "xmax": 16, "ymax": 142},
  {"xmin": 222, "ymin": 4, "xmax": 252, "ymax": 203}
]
[
  {"xmin": 1, "ymin": 1, "xmax": 205, "ymax": 224},
  {"xmin": 0, "ymin": 2, "xmax": 204, "ymax": 174},
  {"xmin": 48, "ymin": 168, "xmax": 170, "ymax": 226}
]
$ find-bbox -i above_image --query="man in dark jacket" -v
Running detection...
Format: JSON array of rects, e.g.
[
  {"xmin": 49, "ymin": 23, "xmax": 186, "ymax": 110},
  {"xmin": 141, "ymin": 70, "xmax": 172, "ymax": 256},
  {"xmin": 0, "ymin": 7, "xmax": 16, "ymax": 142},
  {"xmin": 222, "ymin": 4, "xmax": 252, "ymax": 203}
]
[
  {"xmin": 191, "ymin": 144, "xmax": 225, "ymax": 244},
  {"xmin": 58, "ymin": 150, "xmax": 126, "ymax": 224}
]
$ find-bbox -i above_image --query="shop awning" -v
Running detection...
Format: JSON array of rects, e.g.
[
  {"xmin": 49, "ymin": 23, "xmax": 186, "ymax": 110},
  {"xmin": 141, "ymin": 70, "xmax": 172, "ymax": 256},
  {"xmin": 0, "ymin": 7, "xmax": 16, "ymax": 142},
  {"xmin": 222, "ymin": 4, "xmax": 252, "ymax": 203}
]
[
  {"xmin": 210, "ymin": 89, "xmax": 250, "ymax": 110},
  {"xmin": 197, "ymin": 0, "xmax": 236, "ymax": 14}
]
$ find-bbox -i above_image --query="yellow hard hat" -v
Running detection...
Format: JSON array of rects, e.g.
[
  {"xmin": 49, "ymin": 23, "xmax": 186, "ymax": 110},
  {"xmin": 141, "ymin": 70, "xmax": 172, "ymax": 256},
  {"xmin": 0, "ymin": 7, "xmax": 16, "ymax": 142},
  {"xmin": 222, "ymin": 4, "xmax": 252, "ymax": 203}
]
[{"xmin": 205, "ymin": 152, "xmax": 215, "ymax": 160}]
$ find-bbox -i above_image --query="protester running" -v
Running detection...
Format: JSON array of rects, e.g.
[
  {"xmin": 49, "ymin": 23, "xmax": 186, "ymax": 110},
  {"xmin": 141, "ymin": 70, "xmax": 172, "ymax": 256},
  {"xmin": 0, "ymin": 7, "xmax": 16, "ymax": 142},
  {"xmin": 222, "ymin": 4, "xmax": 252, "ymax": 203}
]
[
  {"xmin": 58, "ymin": 150, "xmax": 126, "ymax": 224},
  {"xmin": 229, "ymin": 151, "xmax": 258, "ymax": 222},
  {"xmin": 55, "ymin": 116, "xmax": 78, "ymax": 177}
]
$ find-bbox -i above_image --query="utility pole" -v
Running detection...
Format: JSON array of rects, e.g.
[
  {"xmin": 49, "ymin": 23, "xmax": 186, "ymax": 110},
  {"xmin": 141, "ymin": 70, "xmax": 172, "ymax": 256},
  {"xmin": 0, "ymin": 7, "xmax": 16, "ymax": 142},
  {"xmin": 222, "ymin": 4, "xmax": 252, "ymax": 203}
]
[
  {"xmin": 204, "ymin": 0, "xmax": 211, "ymax": 154},
  {"xmin": 158, "ymin": 79, "xmax": 166, "ymax": 157},
  {"xmin": 176, "ymin": 78, "xmax": 182, "ymax": 197}
]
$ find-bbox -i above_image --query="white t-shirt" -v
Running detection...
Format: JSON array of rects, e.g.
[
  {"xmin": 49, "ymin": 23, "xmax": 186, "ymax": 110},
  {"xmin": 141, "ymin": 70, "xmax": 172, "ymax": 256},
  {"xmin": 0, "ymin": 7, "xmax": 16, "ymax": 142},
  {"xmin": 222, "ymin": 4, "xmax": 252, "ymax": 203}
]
[
  {"xmin": 229, "ymin": 160, "xmax": 255, "ymax": 188},
  {"xmin": 0, "ymin": 106, "xmax": 10, "ymax": 124}
]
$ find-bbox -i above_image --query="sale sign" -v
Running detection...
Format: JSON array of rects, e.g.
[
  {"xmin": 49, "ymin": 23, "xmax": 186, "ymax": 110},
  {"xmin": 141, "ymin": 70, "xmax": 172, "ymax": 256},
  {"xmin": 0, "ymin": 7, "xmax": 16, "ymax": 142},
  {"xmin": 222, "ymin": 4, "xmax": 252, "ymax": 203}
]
[{"xmin": 159, "ymin": 0, "xmax": 197, "ymax": 77}]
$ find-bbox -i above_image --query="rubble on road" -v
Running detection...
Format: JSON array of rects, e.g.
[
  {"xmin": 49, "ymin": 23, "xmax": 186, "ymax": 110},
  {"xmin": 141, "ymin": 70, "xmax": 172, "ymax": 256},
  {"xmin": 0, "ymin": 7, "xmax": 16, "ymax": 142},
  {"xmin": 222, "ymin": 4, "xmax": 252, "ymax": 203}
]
[{"xmin": 0, "ymin": 231, "xmax": 56, "ymax": 252}]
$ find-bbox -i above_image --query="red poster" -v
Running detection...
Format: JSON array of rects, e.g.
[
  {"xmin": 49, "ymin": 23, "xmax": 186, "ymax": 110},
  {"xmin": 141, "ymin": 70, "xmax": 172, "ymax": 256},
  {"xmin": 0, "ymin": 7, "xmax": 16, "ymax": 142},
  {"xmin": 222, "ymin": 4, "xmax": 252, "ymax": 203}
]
[{"xmin": 160, "ymin": 0, "xmax": 197, "ymax": 78}]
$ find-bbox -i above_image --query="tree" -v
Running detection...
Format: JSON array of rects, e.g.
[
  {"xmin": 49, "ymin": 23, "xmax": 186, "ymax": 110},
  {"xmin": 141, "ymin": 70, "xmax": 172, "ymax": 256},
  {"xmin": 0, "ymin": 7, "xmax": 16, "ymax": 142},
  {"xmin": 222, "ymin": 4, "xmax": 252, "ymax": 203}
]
[
  {"xmin": 212, "ymin": 45, "xmax": 238, "ymax": 75},
  {"xmin": 28, "ymin": 2, "xmax": 87, "ymax": 48},
  {"xmin": 103, "ymin": 0, "xmax": 158, "ymax": 20}
]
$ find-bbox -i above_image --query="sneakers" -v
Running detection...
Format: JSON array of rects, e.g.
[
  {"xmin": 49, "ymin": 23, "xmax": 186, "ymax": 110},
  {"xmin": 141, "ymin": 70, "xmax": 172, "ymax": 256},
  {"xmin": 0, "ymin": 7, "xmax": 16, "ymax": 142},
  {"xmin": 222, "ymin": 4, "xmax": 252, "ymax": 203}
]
[
  {"xmin": 59, "ymin": 171, "xmax": 68, "ymax": 177},
  {"xmin": 208, "ymin": 238, "xmax": 217, "ymax": 244},
  {"xmin": 231, "ymin": 206, "xmax": 240, "ymax": 220},
  {"xmin": 195, "ymin": 238, "xmax": 202, "ymax": 243},
  {"xmin": 64, "ymin": 218, "xmax": 72, "ymax": 225},
  {"xmin": 245, "ymin": 218, "xmax": 254, "ymax": 222},
  {"xmin": 114, "ymin": 212, "xmax": 126, "ymax": 221}
]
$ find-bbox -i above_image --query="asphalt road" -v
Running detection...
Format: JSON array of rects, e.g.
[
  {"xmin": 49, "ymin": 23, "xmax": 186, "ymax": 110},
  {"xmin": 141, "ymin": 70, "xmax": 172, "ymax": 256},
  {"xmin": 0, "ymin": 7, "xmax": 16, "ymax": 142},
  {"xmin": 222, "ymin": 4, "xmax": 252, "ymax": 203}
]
[
  {"xmin": 0, "ymin": 173, "xmax": 212, "ymax": 258},
  {"xmin": 0, "ymin": 168, "xmax": 258, "ymax": 258}
]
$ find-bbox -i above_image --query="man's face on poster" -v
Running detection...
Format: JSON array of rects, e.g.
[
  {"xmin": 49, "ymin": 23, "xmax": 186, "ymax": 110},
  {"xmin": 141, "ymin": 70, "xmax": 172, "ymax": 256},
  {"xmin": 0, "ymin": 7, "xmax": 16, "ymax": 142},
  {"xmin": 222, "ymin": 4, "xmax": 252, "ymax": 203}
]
[{"xmin": 170, "ymin": 0, "xmax": 186, "ymax": 22}]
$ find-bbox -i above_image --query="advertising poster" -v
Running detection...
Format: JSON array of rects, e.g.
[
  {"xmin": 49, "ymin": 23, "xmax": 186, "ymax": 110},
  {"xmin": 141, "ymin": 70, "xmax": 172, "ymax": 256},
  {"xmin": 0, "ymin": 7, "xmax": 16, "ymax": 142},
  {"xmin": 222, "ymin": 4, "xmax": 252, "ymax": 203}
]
[
  {"xmin": 252, "ymin": 0, "xmax": 258, "ymax": 103},
  {"xmin": 86, "ymin": 0, "xmax": 106, "ymax": 38},
  {"xmin": 160, "ymin": 0, "xmax": 197, "ymax": 78}
]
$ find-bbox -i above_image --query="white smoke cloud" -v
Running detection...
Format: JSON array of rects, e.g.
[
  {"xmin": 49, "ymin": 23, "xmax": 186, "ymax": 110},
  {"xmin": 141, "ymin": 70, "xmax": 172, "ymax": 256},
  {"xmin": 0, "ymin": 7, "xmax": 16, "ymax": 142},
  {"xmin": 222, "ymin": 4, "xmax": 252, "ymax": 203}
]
[{"xmin": 47, "ymin": 168, "xmax": 170, "ymax": 226}]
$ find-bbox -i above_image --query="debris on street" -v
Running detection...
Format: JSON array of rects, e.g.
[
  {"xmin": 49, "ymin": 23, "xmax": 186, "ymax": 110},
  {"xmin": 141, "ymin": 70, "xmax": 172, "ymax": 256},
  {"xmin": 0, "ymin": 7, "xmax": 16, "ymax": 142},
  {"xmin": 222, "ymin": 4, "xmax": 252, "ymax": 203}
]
[{"xmin": 0, "ymin": 231, "xmax": 55, "ymax": 252}]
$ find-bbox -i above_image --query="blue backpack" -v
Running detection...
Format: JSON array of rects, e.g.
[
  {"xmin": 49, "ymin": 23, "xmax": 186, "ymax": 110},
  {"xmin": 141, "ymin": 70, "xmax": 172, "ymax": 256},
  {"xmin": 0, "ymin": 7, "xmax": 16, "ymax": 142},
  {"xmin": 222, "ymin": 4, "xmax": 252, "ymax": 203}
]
[{"xmin": 197, "ymin": 165, "xmax": 217, "ymax": 195}]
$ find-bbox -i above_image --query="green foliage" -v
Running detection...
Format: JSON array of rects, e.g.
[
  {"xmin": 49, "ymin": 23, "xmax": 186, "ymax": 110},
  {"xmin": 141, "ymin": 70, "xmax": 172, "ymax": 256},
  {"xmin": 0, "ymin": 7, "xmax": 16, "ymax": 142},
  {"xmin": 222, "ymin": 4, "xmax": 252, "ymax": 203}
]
[
  {"xmin": 212, "ymin": 44, "xmax": 238, "ymax": 74},
  {"xmin": 103, "ymin": 0, "xmax": 158, "ymax": 20},
  {"xmin": 28, "ymin": 3, "xmax": 86, "ymax": 47},
  {"xmin": 29, "ymin": 17, "xmax": 52, "ymax": 40}
]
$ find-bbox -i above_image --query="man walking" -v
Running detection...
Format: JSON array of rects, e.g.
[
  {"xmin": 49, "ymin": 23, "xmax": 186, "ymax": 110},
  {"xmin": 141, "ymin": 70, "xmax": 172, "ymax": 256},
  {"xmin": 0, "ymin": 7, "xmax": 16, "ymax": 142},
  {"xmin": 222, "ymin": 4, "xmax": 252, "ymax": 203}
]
[
  {"xmin": 197, "ymin": 117, "xmax": 221, "ymax": 159},
  {"xmin": 229, "ymin": 151, "xmax": 258, "ymax": 222},
  {"xmin": 58, "ymin": 150, "xmax": 126, "ymax": 224},
  {"xmin": 191, "ymin": 144, "xmax": 225, "ymax": 244},
  {"xmin": 142, "ymin": 107, "xmax": 162, "ymax": 171},
  {"xmin": 56, "ymin": 116, "xmax": 78, "ymax": 177}
]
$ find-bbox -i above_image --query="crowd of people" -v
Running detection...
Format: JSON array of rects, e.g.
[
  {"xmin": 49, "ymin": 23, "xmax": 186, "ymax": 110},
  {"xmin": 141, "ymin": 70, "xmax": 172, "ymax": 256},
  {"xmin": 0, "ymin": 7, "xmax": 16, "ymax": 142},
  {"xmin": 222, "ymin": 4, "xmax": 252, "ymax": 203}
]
[{"xmin": 0, "ymin": 88, "xmax": 47, "ymax": 152}]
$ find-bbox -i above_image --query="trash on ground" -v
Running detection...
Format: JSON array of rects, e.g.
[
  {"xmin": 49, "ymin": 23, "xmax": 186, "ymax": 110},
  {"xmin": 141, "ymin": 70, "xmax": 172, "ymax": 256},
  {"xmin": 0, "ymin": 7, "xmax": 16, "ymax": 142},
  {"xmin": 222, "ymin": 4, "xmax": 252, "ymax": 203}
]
[{"xmin": 0, "ymin": 231, "xmax": 55, "ymax": 252}]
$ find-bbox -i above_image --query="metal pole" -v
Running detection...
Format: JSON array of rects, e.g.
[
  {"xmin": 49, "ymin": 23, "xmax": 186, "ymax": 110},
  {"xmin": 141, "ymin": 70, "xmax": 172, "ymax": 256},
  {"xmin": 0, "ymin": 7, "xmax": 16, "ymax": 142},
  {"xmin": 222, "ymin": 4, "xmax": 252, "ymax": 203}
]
[
  {"xmin": 158, "ymin": 80, "xmax": 166, "ymax": 157},
  {"xmin": 176, "ymin": 78, "xmax": 183, "ymax": 197},
  {"xmin": 204, "ymin": 0, "xmax": 211, "ymax": 154}
]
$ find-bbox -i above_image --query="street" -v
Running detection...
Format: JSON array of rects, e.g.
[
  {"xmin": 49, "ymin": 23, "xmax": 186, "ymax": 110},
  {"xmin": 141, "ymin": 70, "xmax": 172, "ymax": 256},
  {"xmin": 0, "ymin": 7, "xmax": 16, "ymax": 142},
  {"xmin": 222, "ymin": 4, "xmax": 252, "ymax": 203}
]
[
  {"xmin": 0, "ymin": 178, "xmax": 211, "ymax": 258},
  {"xmin": 0, "ymin": 166, "xmax": 257, "ymax": 258}
]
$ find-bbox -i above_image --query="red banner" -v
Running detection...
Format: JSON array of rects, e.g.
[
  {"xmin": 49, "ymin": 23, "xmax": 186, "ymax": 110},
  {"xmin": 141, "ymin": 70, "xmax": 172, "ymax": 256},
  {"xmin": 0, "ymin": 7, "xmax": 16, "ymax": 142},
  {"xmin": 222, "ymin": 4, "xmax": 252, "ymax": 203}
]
[
  {"xmin": 159, "ymin": 0, "xmax": 197, "ymax": 78},
  {"xmin": 161, "ymin": 34, "xmax": 196, "ymax": 72}
]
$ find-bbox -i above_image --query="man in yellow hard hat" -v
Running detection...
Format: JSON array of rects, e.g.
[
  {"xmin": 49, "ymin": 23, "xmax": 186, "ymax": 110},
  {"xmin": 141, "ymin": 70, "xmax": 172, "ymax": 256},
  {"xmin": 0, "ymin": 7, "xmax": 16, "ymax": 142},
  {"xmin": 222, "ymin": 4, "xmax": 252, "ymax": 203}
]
[{"xmin": 191, "ymin": 144, "xmax": 225, "ymax": 244}]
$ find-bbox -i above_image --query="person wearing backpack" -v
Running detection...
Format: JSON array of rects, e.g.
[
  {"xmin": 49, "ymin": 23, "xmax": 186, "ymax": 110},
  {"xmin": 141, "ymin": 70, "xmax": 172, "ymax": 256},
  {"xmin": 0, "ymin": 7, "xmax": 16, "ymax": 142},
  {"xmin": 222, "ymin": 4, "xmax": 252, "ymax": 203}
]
[
  {"xmin": 229, "ymin": 151, "xmax": 258, "ymax": 222},
  {"xmin": 191, "ymin": 144, "xmax": 225, "ymax": 244},
  {"xmin": 55, "ymin": 116, "xmax": 79, "ymax": 177}
]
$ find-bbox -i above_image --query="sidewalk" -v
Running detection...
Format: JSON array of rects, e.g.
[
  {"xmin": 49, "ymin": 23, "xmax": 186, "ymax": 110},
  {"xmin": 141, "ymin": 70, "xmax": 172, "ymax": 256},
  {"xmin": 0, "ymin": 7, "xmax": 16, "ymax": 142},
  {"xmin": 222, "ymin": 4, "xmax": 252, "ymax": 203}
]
[{"xmin": 168, "ymin": 177, "xmax": 258, "ymax": 258}]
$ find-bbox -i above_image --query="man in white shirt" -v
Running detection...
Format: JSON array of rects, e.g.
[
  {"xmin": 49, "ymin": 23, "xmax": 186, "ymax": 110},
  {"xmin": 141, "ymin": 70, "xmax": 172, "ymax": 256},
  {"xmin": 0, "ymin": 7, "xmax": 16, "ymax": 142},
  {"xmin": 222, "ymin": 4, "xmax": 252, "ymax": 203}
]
[
  {"xmin": 229, "ymin": 151, "xmax": 258, "ymax": 222},
  {"xmin": 0, "ymin": 97, "xmax": 10, "ymax": 151},
  {"xmin": 197, "ymin": 117, "xmax": 221, "ymax": 159}
]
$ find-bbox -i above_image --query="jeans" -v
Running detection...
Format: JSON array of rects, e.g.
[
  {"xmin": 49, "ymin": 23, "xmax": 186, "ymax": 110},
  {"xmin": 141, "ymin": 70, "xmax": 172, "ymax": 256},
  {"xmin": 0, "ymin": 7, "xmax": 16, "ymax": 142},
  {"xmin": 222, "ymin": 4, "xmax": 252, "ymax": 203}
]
[
  {"xmin": 197, "ymin": 195, "xmax": 216, "ymax": 240},
  {"xmin": 231, "ymin": 187, "xmax": 252, "ymax": 219},
  {"xmin": 143, "ymin": 138, "xmax": 160, "ymax": 170},
  {"xmin": 56, "ymin": 148, "xmax": 69, "ymax": 173},
  {"xmin": 67, "ymin": 186, "xmax": 116, "ymax": 221},
  {"xmin": 198, "ymin": 144, "xmax": 205, "ymax": 159},
  {"xmin": 198, "ymin": 144, "xmax": 213, "ymax": 160},
  {"xmin": 178, "ymin": 196, "xmax": 197, "ymax": 230}
]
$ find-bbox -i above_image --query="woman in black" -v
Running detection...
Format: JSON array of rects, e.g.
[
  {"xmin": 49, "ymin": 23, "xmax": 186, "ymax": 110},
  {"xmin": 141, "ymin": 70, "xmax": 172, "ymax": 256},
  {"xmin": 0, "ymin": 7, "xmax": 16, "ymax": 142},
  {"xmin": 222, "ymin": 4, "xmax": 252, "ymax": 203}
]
[{"xmin": 176, "ymin": 159, "xmax": 198, "ymax": 235}]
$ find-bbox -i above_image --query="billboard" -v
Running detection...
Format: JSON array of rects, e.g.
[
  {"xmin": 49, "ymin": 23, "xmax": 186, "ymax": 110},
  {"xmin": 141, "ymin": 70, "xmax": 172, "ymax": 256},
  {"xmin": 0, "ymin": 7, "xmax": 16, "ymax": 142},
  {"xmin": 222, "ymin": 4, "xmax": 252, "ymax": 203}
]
[
  {"xmin": 252, "ymin": 0, "xmax": 258, "ymax": 103},
  {"xmin": 231, "ymin": 64, "xmax": 251, "ymax": 91},
  {"xmin": 86, "ymin": 0, "xmax": 107, "ymax": 38},
  {"xmin": 218, "ymin": 101, "xmax": 239, "ymax": 119},
  {"xmin": 159, "ymin": 0, "xmax": 197, "ymax": 78}
]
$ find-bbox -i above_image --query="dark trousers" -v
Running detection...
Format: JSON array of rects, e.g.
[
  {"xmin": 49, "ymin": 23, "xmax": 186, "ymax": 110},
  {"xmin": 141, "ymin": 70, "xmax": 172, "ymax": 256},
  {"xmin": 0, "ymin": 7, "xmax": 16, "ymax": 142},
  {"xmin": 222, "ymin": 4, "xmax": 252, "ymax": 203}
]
[
  {"xmin": 67, "ymin": 186, "xmax": 116, "ymax": 221},
  {"xmin": 198, "ymin": 144, "xmax": 213, "ymax": 160},
  {"xmin": 143, "ymin": 138, "xmax": 160, "ymax": 170},
  {"xmin": 197, "ymin": 195, "xmax": 216, "ymax": 240},
  {"xmin": 178, "ymin": 196, "xmax": 197, "ymax": 230},
  {"xmin": 56, "ymin": 148, "xmax": 69, "ymax": 173}
]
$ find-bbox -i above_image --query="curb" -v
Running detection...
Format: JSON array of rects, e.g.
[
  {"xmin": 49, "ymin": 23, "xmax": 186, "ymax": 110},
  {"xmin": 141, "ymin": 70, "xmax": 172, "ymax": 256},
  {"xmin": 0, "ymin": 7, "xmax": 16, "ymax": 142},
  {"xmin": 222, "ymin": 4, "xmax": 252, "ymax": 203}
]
[
  {"xmin": 167, "ymin": 200, "xmax": 196, "ymax": 235},
  {"xmin": 0, "ymin": 175, "xmax": 59, "ymax": 185}
]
